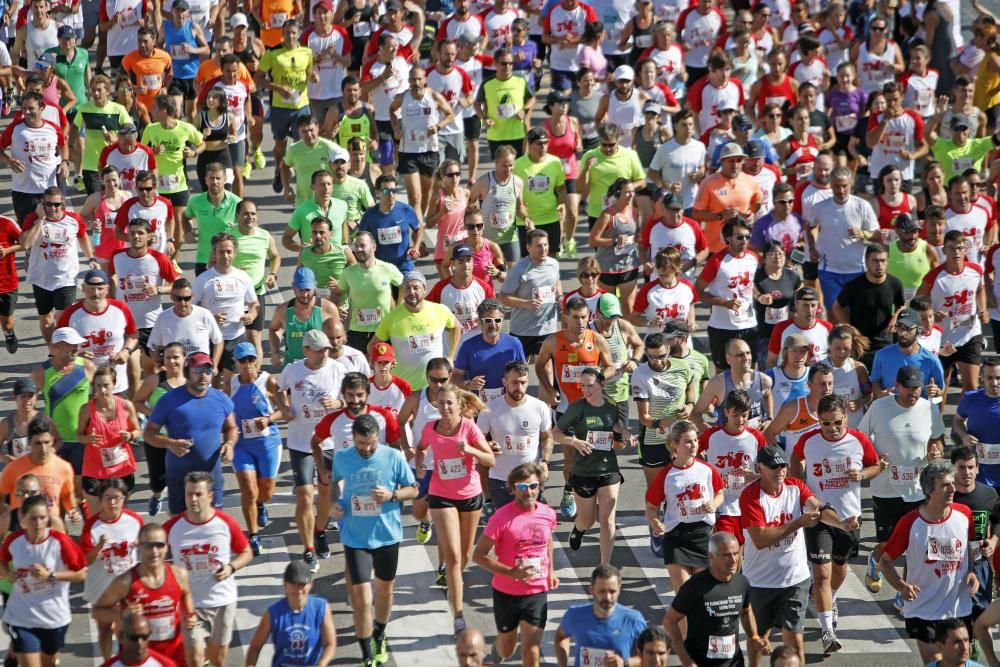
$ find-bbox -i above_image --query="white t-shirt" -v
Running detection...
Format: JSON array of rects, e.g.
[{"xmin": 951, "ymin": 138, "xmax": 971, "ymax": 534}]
[
  {"xmin": 477, "ymin": 394, "xmax": 551, "ymax": 481},
  {"xmin": 698, "ymin": 426, "xmax": 766, "ymax": 516},
  {"xmin": 331, "ymin": 347, "xmax": 372, "ymax": 376},
  {"xmin": 649, "ymin": 139, "xmax": 707, "ymax": 209},
  {"xmin": 24, "ymin": 211, "xmax": 87, "ymax": 291},
  {"xmin": 59, "ymin": 299, "xmax": 138, "ymax": 395},
  {"xmin": 81, "ymin": 509, "xmax": 143, "ymax": 603},
  {"xmin": 860, "ymin": 395, "xmax": 944, "ymax": 502},
  {"xmin": 146, "ymin": 305, "xmax": 223, "ymax": 356},
  {"xmin": 811, "ymin": 195, "xmax": 879, "ymax": 274},
  {"xmin": 192, "ymin": 267, "xmax": 257, "ymax": 340},
  {"xmin": 946, "ymin": 205, "xmax": 991, "ymax": 264},
  {"xmin": 0, "ymin": 120, "xmax": 64, "ymax": 194},
  {"xmin": 698, "ymin": 250, "xmax": 760, "ymax": 330},
  {"xmin": 111, "ymin": 248, "xmax": 178, "ymax": 329},
  {"xmin": 922, "ymin": 263, "xmax": 984, "ymax": 347},
  {"xmin": 0, "ymin": 530, "xmax": 85, "ymax": 628},
  {"xmin": 278, "ymin": 359, "xmax": 346, "ymax": 453},
  {"xmin": 792, "ymin": 427, "xmax": 880, "ymax": 519}
]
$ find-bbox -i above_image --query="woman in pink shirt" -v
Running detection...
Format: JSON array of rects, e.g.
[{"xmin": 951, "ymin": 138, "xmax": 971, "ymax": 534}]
[
  {"xmin": 415, "ymin": 385, "xmax": 495, "ymax": 635},
  {"xmin": 577, "ymin": 22, "xmax": 609, "ymax": 83}
]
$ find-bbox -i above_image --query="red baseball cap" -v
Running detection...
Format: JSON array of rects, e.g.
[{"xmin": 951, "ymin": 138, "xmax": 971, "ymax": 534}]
[
  {"xmin": 372, "ymin": 343, "xmax": 395, "ymax": 363},
  {"xmin": 185, "ymin": 352, "xmax": 214, "ymax": 368}
]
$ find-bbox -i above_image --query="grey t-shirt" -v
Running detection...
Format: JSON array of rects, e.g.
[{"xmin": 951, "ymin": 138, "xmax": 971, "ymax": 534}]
[{"xmin": 501, "ymin": 256, "xmax": 561, "ymax": 337}]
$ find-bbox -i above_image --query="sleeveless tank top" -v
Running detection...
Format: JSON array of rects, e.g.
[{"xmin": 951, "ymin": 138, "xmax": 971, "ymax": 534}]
[
  {"xmin": 633, "ymin": 125, "xmax": 660, "ymax": 168},
  {"xmin": 162, "ymin": 20, "xmax": 199, "ymax": 78},
  {"xmin": 399, "ymin": 90, "xmax": 439, "ymax": 154},
  {"xmin": 781, "ymin": 396, "xmax": 818, "ymax": 456},
  {"xmin": 469, "ymin": 239, "xmax": 495, "ymax": 286},
  {"xmin": 607, "ymin": 90, "xmax": 643, "ymax": 148},
  {"xmin": 269, "ymin": 596, "xmax": 329, "ymax": 667},
  {"xmin": 434, "ymin": 189, "xmax": 469, "ymax": 261},
  {"xmin": 94, "ymin": 195, "xmax": 127, "ymax": 261},
  {"xmin": 284, "ymin": 298, "xmax": 324, "ymax": 364},
  {"xmin": 82, "ymin": 396, "xmax": 135, "ymax": 479},
  {"xmin": 42, "ymin": 74, "xmax": 61, "ymax": 107},
  {"xmin": 412, "ymin": 388, "xmax": 441, "ymax": 470},
  {"xmin": 200, "ymin": 109, "xmax": 229, "ymax": 143},
  {"xmin": 336, "ymin": 104, "xmax": 373, "ymax": 148},
  {"xmin": 481, "ymin": 171, "xmax": 518, "ymax": 244},
  {"xmin": 629, "ymin": 16, "xmax": 654, "ymax": 60},
  {"xmin": 232, "ymin": 373, "xmax": 281, "ymax": 448},
  {"xmin": 783, "ymin": 135, "xmax": 818, "ymax": 186},
  {"xmin": 767, "ymin": 365, "xmax": 808, "ymax": 411},
  {"xmin": 592, "ymin": 319, "xmax": 630, "ymax": 402},
  {"xmin": 1, "ymin": 411, "xmax": 29, "ymax": 461},
  {"xmin": 888, "ymin": 238, "xmax": 932, "ymax": 298},
  {"xmin": 42, "ymin": 358, "xmax": 89, "ymax": 444},
  {"xmin": 876, "ymin": 193, "xmax": 912, "ymax": 236},
  {"xmin": 545, "ymin": 117, "xmax": 579, "ymax": 179},
  {"xmin": 26, "ymin": 21, "xmax": 58, "ymax": 70},
  {"xmin": 127, "ymin": 566, "xmax": 184, "ymax": 659},
  {"xmin": 756, "ymin": 74, "xmax": 797, "ymax": 118},
  {"xmin": 858, "ymin": 41, "xmax": 897, "ymax": 94},
  {"xmin": 554, "ymin": 329, "xmax": 603, "ymax": 412},
  {"xmin": 595, "ymin": 206, "xmax": 639, "ymax": 275},
  {"xmin": 716, "ymin": 370, "xmax": 767, "ymax": 428},
  {"xmin": 831, "ymin": 357, "xmax": 864, "ymax": 428}
]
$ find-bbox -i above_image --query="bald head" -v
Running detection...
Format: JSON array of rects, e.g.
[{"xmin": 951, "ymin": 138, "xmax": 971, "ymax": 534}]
[
  {"xmin": 119, "ymin": 610, "xmax": 151, "ymax": 661},
  {"xmin": 456, "ymin": 628, "xmax": 488, "ymax": 667}
]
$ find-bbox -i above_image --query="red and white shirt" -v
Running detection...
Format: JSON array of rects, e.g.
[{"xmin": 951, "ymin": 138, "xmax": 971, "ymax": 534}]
[
  {"xmin": 360, "ymin": 56, "xmax": 411, "ymax": 122},
  {"xmin": 368, "ymin": 375, "xmax": 412, "ymax": 417},
  {"xmin": 817, "ymin": 25, "xmax": 853, "ymax": 71},
  {"xmin": 302, "ymin": 24, "xmax": 352, "ymax": 101},
  {"xmin": 426, "ymin": 276, "xmax": 495, "ymax": 340},
  {"xmin": 746, "ymin": 163, "xmax": 782, "ymax": 217},
  {"xmin": 195, "ymin": 77, "xmax": 252, "ymax": 141},
  {"xmin": 640, "ymin": 216, "xmax": 707, "ymax": 273},
  {"xmin": 57, "ymin": 299, "xmax": 138, "ymax": 394},
  {"xmin": 99, "ymin": 650, "xmax": 178, "ymax": 667},
  {"xmin": 792, "ymin": 427, "xmax": 879, "ymax": 519},
  {"xmin": 481, "ymin": 7, "xmax": 519, "ymax": 52},
  {"xmin": 687, "ymin": 76, "xmax": 745, "ymax": 132},
  {"xmin": 767, "ymin": 319, "xmax": 833, "ymax": 362},
  {"xmin": 901, "ymin": 69, "xmax": 939, "ymax": 118},
  {"xmin": 883, "ymin": 504, "xmax": 975, "ymax": 621},
  {"xmin": 456, "ymin": 54, "xmax": 492, "ymax": 118},
  {"xmin": 739, "ymin": 477, "xmax": 814, "ymax": 588},
  {"xmin": 677, "ymin": 5, "xmax": 726, "ymax": 68},
  {"xmin": 633, "ymin": 278, "xmax": 698, "ymax": 327},
  {"xmin": 794, "ymin": 180, "xmax": 833, "ymax": 223},
  {"xmin": 427, "ymin": 65, "xmax": 474, "ymax": 136},
  {"xmin": 921, "ymin": 262, "xmax": 984, "ymax": 346},
  {"xmin": 114, "ymin": 196, "xmax": 174, "ymax": 254},
  {"xmin": 698, "ymin": 425, "xmax": 766, "ymax": 515},
  {"xmin": 699, "ymin": 250, "xmax": 760, "ymax": 330},
  {"xmin": 435, "ymin": 13, "xmax": 486, "ymax": 43},
  {"xmin": 0, "ymin": 529, "xmax": 86, "ymax": 628},
  {"xmin": 23, "ymin": 210, "xmax": 88, "ymax": 291},
  {"xmin": 543, "ymin": 1, "xmax": 597, "ymax": 71},
  {"xmin": 561, "ymin": 288, "xmax": 606, "ymax": 323},
  {"xmin": 98, "ymin": 142, "xmax": 157, "ymax": 195},
  {"xmin": 645, "ymin": 458, "xmax": 724, "ymax": 532},
  {"xmin": 857, "ymin": 40, "xmax": 900, "ymax": 94},
  {"xmin": 0, "ymin": 119, "xmax": 64, "ymax": 194},
  {"xmin": 364, "ymin": 24, "xmax": 416, "ymax": 58},
  {"xmin": 314, "ymin": 405, "xmax": 402, "ymax": 452},
  {"xmin": 12, "ymin": 103, "xmax": 70, "ymax": 131},
  {"xmin": 867, "ymin": 109, "xmax": 925, "ymax": 181},
  {"xmin": 946, "ymin": 204, "xmax": 992, "ymax": 264},
  {"xmin": 0, "ymin": 217, "xmax": 21, "ymax": 295},
  {"xmin": 640, "ymin": 43, "xmax": 685, "ymax": 87},
  {"xmin": 985, "ymin": 244, "xmax": 1000, "ymax": 322},
  {"xmin": 111, "ymin": 248, "xmax": 179, "ymax": 329},
  {"xmin": 163, "ymin": 510, "xmax": 249, "ymax": 608},
  {"xmin": 919, "ymin": 325, "xmax": 943, "ymax": 355},
  {"xmin": 80, "ymin": 509, "xmax": 143, "ymax": 603}
]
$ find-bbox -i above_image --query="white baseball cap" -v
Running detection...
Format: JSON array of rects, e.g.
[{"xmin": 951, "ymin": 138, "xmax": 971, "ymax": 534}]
[
  {"xmin": 231, "ymin": 12, "xmax": 249, "ymax": 28},
  {"xmin": 52, "ymin": 327, "xmax": 86, "ymax": 345}
]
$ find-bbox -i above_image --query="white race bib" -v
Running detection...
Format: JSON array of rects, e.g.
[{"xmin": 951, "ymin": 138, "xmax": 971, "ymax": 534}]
[
  {"xmin": 141, "ymin": 74, "xmax": 162, "ymax": 91},
  {"xmin": 888, "ymin": 464, "xmax": 920, "ymax": 487},
  {"xmin": 437, "ymin": 456, "xmax": 468, "ymax": 480},
  {"xmin": 353, "ymin": 20, "xmax": 371, "ymax": 36},
  {"xmin": 377, "ymin": 226, "xmax": 403, "ymax": 244},
  {"xmin": 765, "ymin": 305, "xmax": 789, "ymax": 324},
  {"xmin": 927, "ymin": 536, "xmax": 963, "ymax": 561},
  {"xmin": 516, "ymin": 556, "xmax": 543, "ymax": 578},
  {"xmin": 407, "ymin": 332, "xmax": 435, "ymax": 350},
  {"xmin": 350, "ymin": 495, "xmax": 380, "ymax": 516},
  {"xmin": 100, "ymin": 445, "xmax": 129, "ymax": 468},
  {"xmin": 707, "ymin": 634, "xmax": 737, "ymax": 660},
  {"xmin": 614, "ymin": 234, "xmax": 635, "ymax": 255},
  {"xmin": 158, "ymin": 173, "xmax": 180, "ymax": 191},
  {"xmin": 834, "ymin": 113, "xmax": 857, "ymax": 133},
  {"xmin": 560, "ymin": 365, "xmax": 588, "ymax": 384},
  {"xmin": 978, "ymin": 442, "xmax": 1000, "ymax": 464},
  {"xmin": 356, "ymin": 307, "xmax": 381, "ymax": 324},
  {"xmin": 241, "ymin": 418, "xmax": 264, "ymax": 439},
  {"xmin": 581, "ymin": 647, "xmax": 615, "ymax": 666},
  {"xmin": 10, "ymin": 436, "xmax": 28, "ymax": 458},
  {"xmin": 587, "ymin": 430, "xmax": 613, "ymax": 451},
  {"xmin": 169, "ymin": 44, "xmax": 189, "ymax": 60},
  {"xmin": 269, "ymin": 11, "xmax": 287, "ymax": 28},
  {"xmin": 531, "ymin": 285, "xmax": 556, "ymax": 304},
  {"xmin": 147, "ymin": 615, "xmax": 176, "ymax": 642},
  {"xmin": 500, "ymin": 434, "xmax": 533, "ymax": 454},
  {"xmin": 301, "ymin": 404, "xmax": 328, "ymax": 423},
  {"xmin": 480, "ymin": 386, "xmax": 504, "ymax": 402}
]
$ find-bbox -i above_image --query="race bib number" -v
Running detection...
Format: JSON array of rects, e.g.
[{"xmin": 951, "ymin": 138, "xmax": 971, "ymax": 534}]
[
  {"xmin": 581, "ymin": 647, "xmax": 615, "ymax": 666},
  {"xmin": 158, "ymin": 173, "xmax": 180, "ymax": 191},
  {"xmin": 953, "ymin": 158, "xmax": 975, "ymax": 174},
  {"xmin": 169, "ymin": 44, "xmax": 189, "ymax": 59},
  {"xmin": 356, "ymin": 308, "xmax": 381, "ymax": 324},
  {"xmin": 301, "ymin": 404, "xmax": 328, "ymax": 423},
  {"xmin": 531, "ymin": 285, "xmax": 556, "ymax": 303},
  {"xmin": 481, "ymin": 386, "xmax": 504, "ymax": 402},
  {"xmin": 888, "ymin": 464, "xmax": 920, "ymax": 486},
  {"xmin": 42, "ymin": 224, "xmax": 69, "ymax": 244},
  {"xmin": 269, "ymin": 11, "xmax": 287, "ymax": 27},
  {"xmin": 560, "ymin": 365, "xmax": 588, "ymax": 384},
  {"xmin": 10, "ymin": 436, "xmax": 28, "ymax": 458},
  {"xmin": 141, "ymin": 74, "xmax": 162, "ymax": 91},
  {"xmin": 121, "ymin": 6, "xmax": 139, "ymax": 25},
  {"xmin": 635, "ymin": 34, "xmax": 652, "ymax": 48},
  {"xmin": 834, "ymin": 113, "xmax": 857, "ymax": 133},
  {"xmin": 407, "ymin": 332, "xmax": 435, "ymax": 350},
  {"xmin": 501, "ymin": 434, "xmax": 533, "ymax": 454},
  {"xmin": 377, "ymin": 226, "xmax": 403, "ymax": 244},
  {"xmin": 241, "ymin": 419, "xmax": 264, "ymax": 439},
  {"xmin": 707, "ymin": 635, "xmax": 737, "ymax": 660},
  {"xmin": 122, "ymin": 275, "xmax": 150, "ymax": 302},
  {"xmin": 437, "ymin": 456, "xmax": 468, "ymax": 480},
  {"xmin": 725, "ymin": 468, "xmax": 749, "ymax": 491},
  {"xmin": 927, "ymin": 536, "xmax": 963, "ymax": 561},
  {"xmin": 885, "ymin": 134, "xmax": 906, "ymax": 150},
  {"xmin": 497, "ymin": 102, "xmax": 516, "ymax": 119},
  {"xmin": 765, "ymin": 306, "xmax": 789, "ymax": 324},
  {"xmin": 614, "ymin": 234, "xmax": 635, "ymax": 255},
  {"xmin": 587, "ymin": 430, "xmax": 613, "ymax": 451},
  {"xmin": 488, "ymin": 211, "xmax": 514, "ymax": 230},
  {"xmin": 353, "ymin": 20, "xmax": 371, "ymax": 36},
  {"xmin": 100, "ymin": 445, "xmax": 129, "ymax": 468},
  {"xmin": 147, "ymin": 615, "xmax": 176, "ymax": 642},
  {"xmin": 516, "ymin": 556, "xmax": 543, "ymax": 578},
  {"xmin": 977, "ymin": 442, "xmax": 1000, "ymax": 463},
  {"xmin": 351, "ymin": 495, "xmax": 379, "ymax": 516}
]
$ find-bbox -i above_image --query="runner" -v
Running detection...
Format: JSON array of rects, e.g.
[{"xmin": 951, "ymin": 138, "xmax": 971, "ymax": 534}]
[
  {"xmin": 468, "ymin": 145, "xmax": 531, "ymax": 267},
  {"xmin": 0, "ymin": 90, "xmax": 68, "ymax": 225},
  {"xmin": 691, "ymin": 338, "xmax": 774, "ymax": 432},
  {"xmin": 73, "ymin": 75, "xmax": 132, "ymax": 195},
  {"xmin": 0, "ymin": 415, "xmax": 77, "ymax": 522},
  {"xmin": 334, "ymin": 232, "xmax": 404, "ymax": 353},
  {"xmin": 147, "ymin": 279, "xmax": 224, "ymax": 365},
  {"xmin": 765, "ymin": 335, "xmax": 811, "ymax": 410},
  {"xmin": 426, "ymin": 245, "xmax": 495, "ymax": 343},
  {"xmin": 98, "ymin": 609, "xmax": 180, "ymax": 667},
  {"xmin": 268, "ymin": 267, "xmax": 340, "ymax": 367},
  {"xmin": 951, "ymin": 446, "xmax": 999, "ymax": 627},
  {"xmin": 183, "ymin": 163, "xmax": 242, "ymax": 275},
  {"xmin": 763, "ymin": 362, "xmax": 834, "ymax": 456},
  {"xmin": 113, "ymin": 171, "xmax": 174, "ymax": 258}
]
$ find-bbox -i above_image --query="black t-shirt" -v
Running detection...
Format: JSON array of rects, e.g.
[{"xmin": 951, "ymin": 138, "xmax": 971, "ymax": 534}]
[
  {"xmin": 753, "ymin": 266, "xmax": 802, "ymax": 341},
  {"xmin": 835, "ymin": 273, "xmax": 905, "ymax": 349},
  {"xmin": 955, "ymin": 483, "xmax": 999, "ymax": 541},
  {"xmin": 671, "ymin": 569, "xmax": 750, "ymax": 666}
]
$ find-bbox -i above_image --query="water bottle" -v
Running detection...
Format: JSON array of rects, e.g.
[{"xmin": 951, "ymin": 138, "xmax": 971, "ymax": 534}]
[{"xmin": 90, "ymin": 221, "xmax": 101, "ymax": 250}]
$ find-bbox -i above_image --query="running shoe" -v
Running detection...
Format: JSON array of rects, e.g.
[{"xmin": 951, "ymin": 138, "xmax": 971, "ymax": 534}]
[
  {"xmin": 865, "ymin": 552, "xmax": 882, "ymax": 593},
  {"xmin": 360, "ymin": 659, "xmax": 375, "ymax": 667},
  {"xmin": 257, "ymin": 502, "xmax": 269, "ymax": 528},
  {"xmin": 248, "ymin": 534, "xmax": 261, "ymax": 557},
  {"xmin": 304, "ymin": 550, "xmax": 319, "ymax": 573},
  {"xmin": 559, "ymin": 238, "xmax": 577, "ymax": 259},
  {"xmin": 821, "ymin": 630, "xmax": 842, "ymax": 654},
  {"xmin": 453, "ymin": 616, "xmax": 467, "ymax": 636},
  {"xmin": 315, "ymin": 531, "xmax": 331, "ymax": 559},
  {"xmin": 416, "ymin": 520, "xmax": 433, "ymax": 544},
  {"xmin": 482, "ymin": 499, "xmax": 496, "ymax": 521},
  {"xmin": 4, "ymin": 330, "xmax": 17, "ymax": 354},
  {"xmin": 373, "ymin": 637, "xmax": 389, "ymax": 665},
  {"xmin": 435, "ymin": 564, "xmax": 446, "ymax": 587},
  {"xmin": 569, "ymin": 527, "xmax": 584, "ymax": 551},
  {"xmin": 649, "ymin": 528, "xmax": 663, "ymax": 558},
  {"xmin": 560, "ymin": 488, "xmax": 577, "ymax": 519},
  {"xmin": 271, "ymin": 169, "xmax": 282, "ymax": 193},
  {"xmin": 243, "ymin": 161, "xmax": 253, "ymax": 180},
  {"xmin": 893, "ymin": 591, "xmax": 904, "ymax": 615},
  {"xmin": 148, "ymin": 495, "xmax": 161, "ymax": 516},
  {"xmin": 253, "ymin": 148, "xmax": 266, "ymax": 169}
]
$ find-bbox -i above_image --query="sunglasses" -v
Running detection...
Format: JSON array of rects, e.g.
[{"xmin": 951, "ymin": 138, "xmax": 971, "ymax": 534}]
[
  {"xmin": 140, "ymin": 541, "xmax": 166, "ymax": 548},
  {"xmin": 762, "ymin": 463, "xmax": 787, "ymax": 469},
  {"xmin": 465, "ymin": 223, "xmax": 484, "ymax": 230},
  {"xmin": 871, "ymin": 25, "xmax": 886, "ymax": 31},
  {"xmin": 820, "ymin": 418, "xmax": 845, "ymax": 427},
  {"xmin": 15, "ymin": 490, "xmax": 39, "ymax": 497},
  {"xmin": 125, "ymin": 633, "xmax": 151, "ymax": 641},
  {"xmin": 191, "ymin": 367, "xmax": 215, "ymax": 376},
  {"xmin": 579, "ymin": 272, "xmax": 600, "ymax": 279},
  {"xmin": 514, "ymin": 482, "xmax": 540, "ymax": 491},
  {"xmin": 481, "ymin": 317, "xmax": 503, "ymax": 324},
  {"xmin": 172, "ymin": 295, "xmax": 193, "ymax": 302},
  {"xmin": 445, "ymin": 172, "xmax": 462, "ymax": 178},
  {"xmin": 42, "ymin": 201, "xmax": 64, "ymax": 208},
  {"xmin": 137, "ymin": 186, "xmax": 155, "ymax": 192},
  {"xmin": 379, "ymin": 188, "xmax": 395, "ymax": 195},
  {"xmin": 428, "ymin": 376, "xmax": 449, "ymax": 384}
]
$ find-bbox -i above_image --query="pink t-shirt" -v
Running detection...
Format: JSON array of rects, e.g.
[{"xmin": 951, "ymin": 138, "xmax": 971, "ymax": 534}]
[
  {"xmin": 576, "ymin": 45, "xmax": 608, "ymax": 81},
  {"xmin": 484, "ymin": 500, "xmax": 557, "ymax": 595},
  {"xmin": 420, "ymin": 417, "xmax": 485, "ymax": 500}
]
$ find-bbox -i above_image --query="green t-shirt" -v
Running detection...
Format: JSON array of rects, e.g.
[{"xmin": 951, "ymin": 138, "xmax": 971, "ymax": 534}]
[
  {"xmin": 299, "ymin": 243, "xmax": 349, "ymax": 292},
  {"xmin": 581, "ymin": 146, "xmax": 645, "ymax": 217},
  {"xmin": 931, "ymin": 136, "xmax": 996, "ymax": 180},
  {"xmin": 283, "ymin": 137, "xmax": 336, "ymax": 205},
  {"xmin": 513, "ymin": 154, "xmax": 565, "ymax": 226},
  {"xmin": 233, "ymin": 226, "xmax": 273, "ymax": 294},
  {"xmin": 332, "ymin": 176, "xmax": 375, "ymax": 223},
  {"xmin": 678, "ymin": 349, "xmax": 711, "ymax": 402},
  {"xmin": 259, "ymin": 45, "xmax": 313, "ymax": 110},
  {"xmin": 289, "ymin": 197, "xmax": 349, "ymax": 246},
  {"xmin": 374, "ymin": 302, "xmax": 458, "ymax": 390},
  {"xmin": 477, "ymin": 76, "xmax": 532, "ymax": 142},
  {"xmin": 48, "ymin": 47, "xmax": 89, "ymax": 114},
  {"xmin": 555, "ymin": 399, "xmax": 622, "ymax": 478},
  {"xmin": 339, "ymin": 260, "xmax": 403, "ymax": 333},
  {"xmin": 73, "ymin": 100, "xmax": 131, "ymax": 171},
  {"xmin": 140, "ymin": 121, "xmax": 204, "ymax": 194},
  {"xmin": 186, "ymin": 191, "xmax": 243, "ymax": 264}
]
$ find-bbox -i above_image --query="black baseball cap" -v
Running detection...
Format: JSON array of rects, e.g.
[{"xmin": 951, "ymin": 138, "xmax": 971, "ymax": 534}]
[
  {"xmin": 896, "ymin": 365, "xmax": 923, "ymax": 389},
  {"xmin": 757, "ymin": 444, "xmax": 788, "ymax": 468}
]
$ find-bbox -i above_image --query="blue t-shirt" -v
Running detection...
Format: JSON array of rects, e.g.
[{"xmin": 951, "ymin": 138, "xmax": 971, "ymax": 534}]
[
  {"xmin": 356, "ymin": 202, "xmax": 420, "ymax": 273},
  {"xmin": 269, "ymin": 596, "xmax": 328, "ymax": 667},
  {"xmin": 711, "ymin": 136, "xmax": 779, "ymax": 169},
  {"xmin": 231, "ymin": 378, "xmax": 281, "ymax": 450},
  {"xmin": 162, "ymin": 20, "xmax": 200, "ymax": 79},
  {"xmin": 559, "ymin": 603, "xmax": 647, "ymax": 667},
  {"xmin": 332, "ymin": 445, "xmax": 416, "ymax": 549},
  {"xmin": 149, "ymin": 386, "xmax": 234, "ymax": 469},
  {"xmin": 958, "ymin": 389, "xmax": 1000, "ymax": 487},
  {"xmin": 766, "ymin": 366, "xmax": 809, "ymax": 409},
  {"xmin": 869, "ymin": 344, "xmax": 945, "ymax": 396},
  {"xmin": 453, "ymin": 333, "xmax": 526, "ymax": 392}
]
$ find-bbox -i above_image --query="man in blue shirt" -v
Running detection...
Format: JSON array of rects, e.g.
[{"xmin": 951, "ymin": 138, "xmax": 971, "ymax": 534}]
[
  {"xmin": 356, "ymin": 173, "xmax": 423, "ymax": 273},
  {"xmin": 331, "ymin": 413, "xmax": 417, "ymax": 667},
  {"xmin": 144, "ymin": 352, "xmax": 238, "ymax": 514},
  {"xmin": 452, "ymin": 298, "xmax": 526, "ymax": 399},
  {"xmin": 955, "ymin": 357, "xmax": 1000, "ymax": 488},
  {"xmin": 555, "ymin": 564, "xmax": 648, "ymax": 667},
  {"xmin": 869, "ymin": 308, "xmax": 945, "ymax": 399}
]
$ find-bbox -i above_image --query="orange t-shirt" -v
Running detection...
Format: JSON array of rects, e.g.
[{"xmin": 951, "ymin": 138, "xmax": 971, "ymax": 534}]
[
  {"xmin": 259, "ymin": 0, "xmax": 297, "ymax": 48},
  {"xmin": 0, "ymin": 455, "xmax": 75, "ymax": 513},
  {"xmin": 122, "ymin": 48, "xmax": 173, "ymax": 111},
  {"xmin": 195, "ymin": 60, "xmax": 255, "ymax": 93},
  {"xmin": 692, "ymin": 171, "xmax": 763, "ymax": 253}
]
